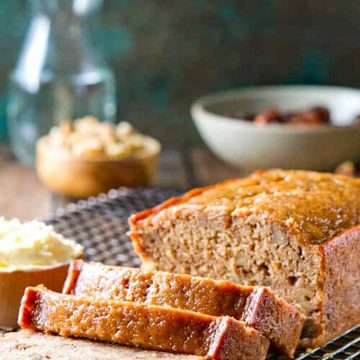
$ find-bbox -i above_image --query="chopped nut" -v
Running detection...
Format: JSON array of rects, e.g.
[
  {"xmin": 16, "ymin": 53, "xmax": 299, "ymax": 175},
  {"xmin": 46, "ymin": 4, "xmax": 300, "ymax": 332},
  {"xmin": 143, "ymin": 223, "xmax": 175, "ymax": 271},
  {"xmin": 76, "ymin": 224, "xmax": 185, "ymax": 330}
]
[
  {"xmin": 72, "ymin": 137, "xmax": 104, "ymax": 158},
  {"xmin": 309, "ymin": 106, "xmax": 330, "ymax": 123},
  {"xmin": 254, "ymin": 108, "xmax": 281, "ymax": 124},
  {"xmin": 46, "ymin": 117, "xmax": 156, "ymax": 159},
  {"xmin": 74, "ymin": 116, "xmax": 100, "ymax": 134},
  {"xmin": 233, "ymin": 106, "xmax": 332, "ymax": 126},
  {"xmin": 106, "ymin": 143, "xmax": 129, "ymax": 158},
  {"xmin": 288, "ymin": 107, "xmax": 330, "ymax": 125},
  {"xmin": 99, "ymin": 123, "xmax": 116, "ymax": 143},
  {"xmin": 59, "ymin": 121, "xmax": 74, "ymax": 135},
  {"xmin": 335, "ymin": 161, "xmax": 356, "ymax": 177},
  {"xmin": 116, "ymin": 122, "xmax": 135, "ymax": 139}
]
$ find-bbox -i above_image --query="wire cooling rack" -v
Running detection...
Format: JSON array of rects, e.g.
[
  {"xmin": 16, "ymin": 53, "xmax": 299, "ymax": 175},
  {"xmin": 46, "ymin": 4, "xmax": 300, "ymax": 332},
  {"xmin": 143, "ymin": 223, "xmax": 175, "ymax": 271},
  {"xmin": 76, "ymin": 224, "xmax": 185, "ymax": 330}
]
[{"xmin": 47, "ymin": 187, "xmax": 360, "ymax": 360}]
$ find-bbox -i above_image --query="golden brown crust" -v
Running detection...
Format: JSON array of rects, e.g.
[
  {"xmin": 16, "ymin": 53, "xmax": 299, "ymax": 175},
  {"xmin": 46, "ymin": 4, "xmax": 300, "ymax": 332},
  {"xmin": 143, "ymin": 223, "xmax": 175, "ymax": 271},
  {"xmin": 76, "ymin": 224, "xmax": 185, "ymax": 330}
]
[
  {"xmin": 129, "ymin": 185, "xmax": 222, "ymax": 224},
  {"xmin": 63, "ymin": 260, "xmax": 303, "ymax": 357},
  {"xmin": 319, "ymin": 225, "xmax": 360, "ymax": 345},
  {"xmin": 128, "ymin": 180, "xmax": 243, "ymax": 263},
  {"xmin": 63, "ymin": 261, "xmax": 251, "ymax": 316},
  {"xmin": 17, "ymin": 286, "xmax": 39, "ymax": 330},
  {"xmin": 19, "ymin": 286, "xmax": 269, "ymax": 360},
  {"xmin": 243, "ymin": 287, "xmax": 304, "ymax": 357},
  {"xmin": 129, "ymin": 170, "xmax": 360, "ymax": 246},
  {"xmin": 62, "ymin": 259, "xmax": 83, "ymax": 295}
]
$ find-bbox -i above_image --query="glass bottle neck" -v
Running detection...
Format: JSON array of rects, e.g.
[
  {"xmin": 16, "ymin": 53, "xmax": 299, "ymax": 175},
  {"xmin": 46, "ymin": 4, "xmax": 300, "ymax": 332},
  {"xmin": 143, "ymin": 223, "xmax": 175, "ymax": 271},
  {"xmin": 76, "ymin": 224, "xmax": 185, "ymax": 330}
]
[
  {"xmin": 31, "ymin": 0, "xmax": 102, "ymax": 18},
  {"xmin": 13, "ymin": 0, "xmax": 107, "ymax": 92},
  {"xmin": 27, "ymin": 0, "xmax": 104, "ymax": 64}
]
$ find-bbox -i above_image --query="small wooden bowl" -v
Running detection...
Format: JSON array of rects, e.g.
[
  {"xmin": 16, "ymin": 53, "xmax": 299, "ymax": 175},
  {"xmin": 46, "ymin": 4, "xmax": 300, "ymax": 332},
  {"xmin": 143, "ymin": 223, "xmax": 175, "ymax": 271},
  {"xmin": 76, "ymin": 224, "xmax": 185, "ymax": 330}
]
[
  {"xmin": 0, "ymin": 262, "xmax": 72, "ymax": 330},
  {"xmin": 36, "ymin": 137, "xmax": 161, "ymax": 199}
]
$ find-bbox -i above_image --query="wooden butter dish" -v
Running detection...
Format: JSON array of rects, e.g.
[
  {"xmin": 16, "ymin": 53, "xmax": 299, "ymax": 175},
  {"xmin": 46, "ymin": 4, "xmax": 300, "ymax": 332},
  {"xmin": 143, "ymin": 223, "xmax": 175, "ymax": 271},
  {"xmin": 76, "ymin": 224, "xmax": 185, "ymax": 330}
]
[{"xmin": 0, "ymin": 262, "xmax": 72, "ymax": 330}]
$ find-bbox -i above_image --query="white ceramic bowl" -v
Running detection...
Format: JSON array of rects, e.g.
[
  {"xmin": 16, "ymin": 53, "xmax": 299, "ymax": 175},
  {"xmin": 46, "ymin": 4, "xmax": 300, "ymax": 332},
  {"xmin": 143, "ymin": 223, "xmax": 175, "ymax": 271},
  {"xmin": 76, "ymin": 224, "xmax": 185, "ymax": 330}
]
[{"xmin": 191, "ymin": 85, "xmax": 360, "ymax": 171}]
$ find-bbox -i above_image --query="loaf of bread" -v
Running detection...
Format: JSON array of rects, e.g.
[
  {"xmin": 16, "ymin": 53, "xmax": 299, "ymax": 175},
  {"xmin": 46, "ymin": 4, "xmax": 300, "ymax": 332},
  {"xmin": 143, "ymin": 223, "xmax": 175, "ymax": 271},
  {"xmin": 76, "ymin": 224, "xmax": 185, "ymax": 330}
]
[
  {"xmin": 128, "ymin": 169, "xmax": 360, "ymax": 348},
  {"xmin": 19, "ymin": 286, "xmax": 269, "ymax": 360},
  {"xmin": 63, "ymin": 260, "xmax": 304, "ymax": 357}
]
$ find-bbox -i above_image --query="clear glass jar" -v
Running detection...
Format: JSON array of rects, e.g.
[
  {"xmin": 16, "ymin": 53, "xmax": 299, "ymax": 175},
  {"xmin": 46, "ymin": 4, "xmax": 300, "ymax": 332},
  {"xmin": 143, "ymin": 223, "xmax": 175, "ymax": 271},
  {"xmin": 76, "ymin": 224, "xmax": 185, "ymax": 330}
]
[{"xmin": 7, "ymin": 0, "xmax": 116, "ymax": 165}]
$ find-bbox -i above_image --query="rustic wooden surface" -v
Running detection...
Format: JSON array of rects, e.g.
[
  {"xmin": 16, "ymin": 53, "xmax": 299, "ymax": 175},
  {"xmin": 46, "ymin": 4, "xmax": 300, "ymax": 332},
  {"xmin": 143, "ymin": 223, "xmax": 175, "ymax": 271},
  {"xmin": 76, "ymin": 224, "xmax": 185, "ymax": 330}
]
[
  {"xmin": 0, "ymin": 144, "xmax": 243, "ymax": 221},
  {"xmin": 0, "ymin": 331, "xmax": 200, "ymax": 359}
]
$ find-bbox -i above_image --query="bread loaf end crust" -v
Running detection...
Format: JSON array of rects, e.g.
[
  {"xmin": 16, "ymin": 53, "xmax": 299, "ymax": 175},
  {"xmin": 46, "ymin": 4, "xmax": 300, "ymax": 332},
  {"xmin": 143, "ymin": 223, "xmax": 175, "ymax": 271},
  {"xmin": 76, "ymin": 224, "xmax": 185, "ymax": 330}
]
[
  {"xmin": 208, "ymin": 316, "xmax": 269, "ymax": 360},
  {"xmin": 18, "ymin": 286, "xmax": 39, "ymax": 330},
  {"xmin": 128, "ymin": 180, "xmax": 238, "ymax": 258},
  {"xmin": 64, "ymin": 261, "xmax": 302, "ymax": 356},
  {"xmin": 243, "ymin": 286, "xmax": 305, "ymax": 358},
  {"xmin": 19, "ymin": 286, "xmax": 269, "ymax": 360},
  {"xmin": 319, "ymin": 225, "xmax": 360, "ymax": 346},
  {"xmin": 62, "ymin": 259, "xmax": 83, "ymax": 295}
]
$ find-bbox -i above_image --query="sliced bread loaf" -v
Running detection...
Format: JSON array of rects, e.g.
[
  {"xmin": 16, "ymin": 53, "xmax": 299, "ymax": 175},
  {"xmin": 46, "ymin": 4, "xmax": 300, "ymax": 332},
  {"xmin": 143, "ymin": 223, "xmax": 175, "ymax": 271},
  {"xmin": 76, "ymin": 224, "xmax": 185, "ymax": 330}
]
[
  {"xmin": 63, "ymin": 260, "xmax": 303, "ymax": 357},
  {"xmin": 19, "ymin": 286, "xmax": 269, "ymax": 360},
  {"xmin": 128, "ymin": 169, "xmax": 360, "ymax": 348}
]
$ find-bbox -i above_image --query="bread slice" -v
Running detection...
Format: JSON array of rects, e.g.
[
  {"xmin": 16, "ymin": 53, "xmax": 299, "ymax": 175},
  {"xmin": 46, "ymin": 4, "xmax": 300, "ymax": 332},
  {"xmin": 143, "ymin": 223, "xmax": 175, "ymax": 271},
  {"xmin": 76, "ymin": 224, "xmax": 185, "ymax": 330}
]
[
  {"xmin": 128, "ymin": 169, "xmax": 360, "ymax": 348},
  {"xmin": 63, "ymin": 260, "xmax": 303, "ymax": 357},
  {"xmin": 19, "ymin": 286, "xmax": 269, "ymax": 360}
]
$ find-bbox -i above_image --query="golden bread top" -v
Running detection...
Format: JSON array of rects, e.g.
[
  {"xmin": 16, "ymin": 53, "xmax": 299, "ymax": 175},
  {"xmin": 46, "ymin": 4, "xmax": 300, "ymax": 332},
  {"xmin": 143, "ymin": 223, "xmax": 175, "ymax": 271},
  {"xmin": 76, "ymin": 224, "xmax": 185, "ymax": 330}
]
[
  {"xmin": 136, "ymin": 170, "xmax": 360, "ymax": 245},
  {"xmin": 190, "ymin": 170, "xmax": 360, "ymax": 244}
]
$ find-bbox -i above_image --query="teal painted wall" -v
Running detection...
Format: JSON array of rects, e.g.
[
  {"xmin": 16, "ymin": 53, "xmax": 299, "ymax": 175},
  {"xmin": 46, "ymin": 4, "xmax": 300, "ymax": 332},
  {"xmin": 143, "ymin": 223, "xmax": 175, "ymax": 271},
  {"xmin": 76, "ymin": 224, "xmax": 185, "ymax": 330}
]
[{"xmin": 2, "ymin": 1, "xmax": 360, "ymax": 145}]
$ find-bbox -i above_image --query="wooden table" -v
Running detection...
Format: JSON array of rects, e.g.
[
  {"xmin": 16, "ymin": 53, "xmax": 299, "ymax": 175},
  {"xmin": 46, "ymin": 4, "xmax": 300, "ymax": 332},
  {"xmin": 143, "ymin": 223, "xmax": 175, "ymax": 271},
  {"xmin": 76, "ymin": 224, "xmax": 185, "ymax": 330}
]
[{"xmin": 0, "ymin": 144, "xmax": 244, "ymax": 220}]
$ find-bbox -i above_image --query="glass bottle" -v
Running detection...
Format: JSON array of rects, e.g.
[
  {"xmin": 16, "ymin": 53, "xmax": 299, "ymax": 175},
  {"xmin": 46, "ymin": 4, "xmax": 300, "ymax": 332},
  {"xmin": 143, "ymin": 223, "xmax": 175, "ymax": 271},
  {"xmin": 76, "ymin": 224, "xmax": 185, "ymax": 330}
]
[{"xmin": 7, "ymin": 0, "xmax": 116, "ymax": 166}]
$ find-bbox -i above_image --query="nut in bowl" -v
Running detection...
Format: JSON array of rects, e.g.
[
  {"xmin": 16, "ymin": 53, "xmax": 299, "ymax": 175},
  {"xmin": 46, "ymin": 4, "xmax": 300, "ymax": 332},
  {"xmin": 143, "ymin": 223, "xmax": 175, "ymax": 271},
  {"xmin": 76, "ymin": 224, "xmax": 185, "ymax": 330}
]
[
  {"xmin": 191, "ymin": 85, "xmax": 360, "ymax": 171},
  {"xmin": 36, "ymin": 117, "xmax": 161, "ymax": 198},
  {"xmin": 0, "ymin": 218, "xmax": 83, "ymax": 329}
]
